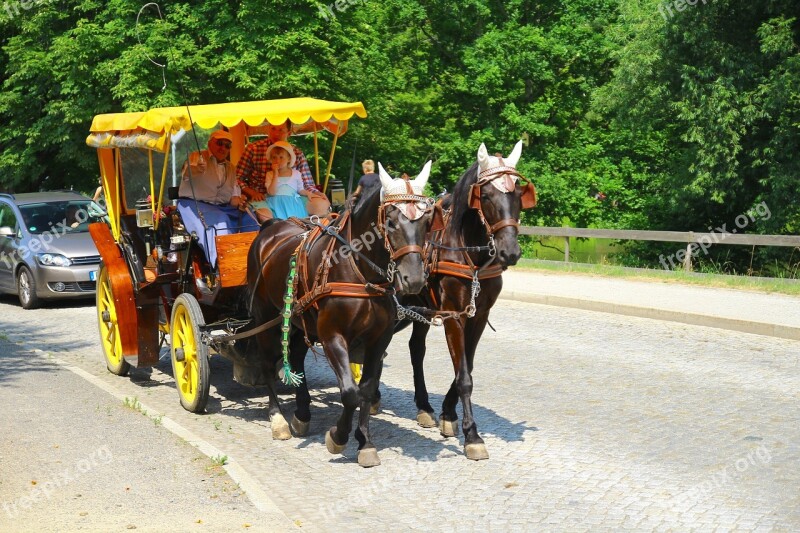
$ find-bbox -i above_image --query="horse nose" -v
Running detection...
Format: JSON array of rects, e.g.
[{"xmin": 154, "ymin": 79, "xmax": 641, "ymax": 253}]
[
  {"xmin": 401, "ymin": 273, "xmax": 425, "ymax": 294},
  {"xmin": 499, "ymin": 246, "xmax": 521, "ymax": 267}
]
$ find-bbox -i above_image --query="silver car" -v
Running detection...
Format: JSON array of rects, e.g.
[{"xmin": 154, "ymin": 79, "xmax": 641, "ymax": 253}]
[{"xmin": 0, "ymin": 191, "xmax": 105, "ymax": 309}]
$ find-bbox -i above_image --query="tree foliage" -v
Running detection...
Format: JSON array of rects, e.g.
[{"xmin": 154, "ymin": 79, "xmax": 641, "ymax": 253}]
[{"xmin": 1, "ymin": 0, "xmax": 799, "ymax": 271}]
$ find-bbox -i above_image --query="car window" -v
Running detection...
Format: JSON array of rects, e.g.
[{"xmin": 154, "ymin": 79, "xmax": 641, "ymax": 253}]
[
  {"xmin": 20, "ymin": 200, "xmax": 107, "ymax": 234},
  {"xmin": 0, "ymin": 203, "xmax": 18, "ymax": 231}
]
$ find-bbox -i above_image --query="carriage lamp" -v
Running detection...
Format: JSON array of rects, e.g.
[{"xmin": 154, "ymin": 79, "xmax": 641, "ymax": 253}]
[
  {"xmin": 136, "ymin": 208, "xmax": 154, "ymax": 228},
  {"xmin": 36, "ymin": 253, "xmax": 72, "ymax": 267}
]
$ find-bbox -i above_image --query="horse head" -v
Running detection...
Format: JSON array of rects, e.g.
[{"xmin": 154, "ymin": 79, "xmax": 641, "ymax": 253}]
[
  {"xmin": 470, "ymin": 140, "xmax": 536, "ymax": 267},
  {"xmin": 377, "ymin": 161, "xmax": 436, "ymax": 295}
]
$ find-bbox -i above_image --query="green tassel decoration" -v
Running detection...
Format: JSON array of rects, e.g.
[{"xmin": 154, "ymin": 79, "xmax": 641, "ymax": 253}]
[{"xmin": 280, "ymin": 255, "xmax": 304, "ymax": 387}]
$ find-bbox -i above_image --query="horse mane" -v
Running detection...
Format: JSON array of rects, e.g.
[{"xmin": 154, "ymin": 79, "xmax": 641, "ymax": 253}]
[
  {"xmin": 446, "ymin": 161, "xmax": 479, "ymax": 236},
  {"xmin": 352, "ymin": 181, "xmax": 382, "ymax": 219}
]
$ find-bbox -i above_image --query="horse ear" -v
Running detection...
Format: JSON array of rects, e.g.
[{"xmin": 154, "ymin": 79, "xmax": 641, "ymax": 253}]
[
  {"xmin": 412, "ymin": 160, "xmax": 432, "ymax": 192},
  {"xmin": 477, "ymin": 143, "xmax": 490, "ymax": 170},
  {"xmin": 378, "ymin": 162, "xmax": 394, "ymax": 190},
  {"xmin": 506, "ymin": 140, "xmax": 523, "ymax": 168}
]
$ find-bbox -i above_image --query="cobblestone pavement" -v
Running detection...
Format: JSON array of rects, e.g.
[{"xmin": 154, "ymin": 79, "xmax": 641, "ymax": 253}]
[{"xmin": 0, "ymin": 292, "xmax": 799, "ymax": 531}]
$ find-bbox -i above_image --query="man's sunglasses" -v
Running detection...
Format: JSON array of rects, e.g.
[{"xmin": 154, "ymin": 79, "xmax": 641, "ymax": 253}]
[{"xmin": 216, "ymin": 140, "xmax": 232, "ymax": 148}]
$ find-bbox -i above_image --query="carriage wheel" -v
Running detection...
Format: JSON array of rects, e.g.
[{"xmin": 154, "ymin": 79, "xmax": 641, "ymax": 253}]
[
  {"xmin": 350, "ymin": 363, "xmax": 363, "ymax": 384},
  {"xmin": 170, "ymin": 293, "xmax": 211, "ymax": 413},
  {"xmin": 96, "ymin": 263, "xmax": 130, "ymax": 376}
]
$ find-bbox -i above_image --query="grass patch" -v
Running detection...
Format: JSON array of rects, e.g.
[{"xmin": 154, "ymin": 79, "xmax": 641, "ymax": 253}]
[
  {"xmin": 210, "ymin": 454, "xmax": 228, "ymax": 466},
  {"xmin": 513, "ymin": 259, "xmax": 800, "ymax": 296},
  {"xmin": 123, "ymin": 396, "xmax": 143, "ymax": 412}
]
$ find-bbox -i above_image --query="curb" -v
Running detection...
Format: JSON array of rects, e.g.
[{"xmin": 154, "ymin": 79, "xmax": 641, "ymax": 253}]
[
  {"xmin": 499, "ymin": 291, "xmax": 800, "ymax": 342},
  {"xmin": 24, "ymin": 346, "xmax": 304, "ymax": 531}
]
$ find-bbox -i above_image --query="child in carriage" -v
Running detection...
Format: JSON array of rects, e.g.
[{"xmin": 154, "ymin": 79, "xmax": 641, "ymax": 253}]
[{"xmin": 251, "ymin": 141, "xmax": 313, "ymax": 222}]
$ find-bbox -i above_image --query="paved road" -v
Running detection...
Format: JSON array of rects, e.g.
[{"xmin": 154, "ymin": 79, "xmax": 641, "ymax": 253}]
[
  {"xmin": 0, "ymin": 338, "xmax": 295, "ymax": 532},
  {"xmin": 0, "ymin": 276, "xmax": 799, "ymax": 531}
]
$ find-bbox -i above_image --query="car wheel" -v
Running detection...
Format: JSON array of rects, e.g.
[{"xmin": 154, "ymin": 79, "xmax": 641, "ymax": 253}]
[{"xmin": 17, "ymin": 266, "xmax": 41, "ymax": 310}]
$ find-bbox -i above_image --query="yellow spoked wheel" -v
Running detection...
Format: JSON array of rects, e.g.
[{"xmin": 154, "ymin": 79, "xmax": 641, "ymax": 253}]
[
  {"xmin": 170, "ymin": 294, "xmax": 210, "ymax": 413},
  {"xmin": 96, "ymin": 264, "xmax": 129, "ymax": 376}
]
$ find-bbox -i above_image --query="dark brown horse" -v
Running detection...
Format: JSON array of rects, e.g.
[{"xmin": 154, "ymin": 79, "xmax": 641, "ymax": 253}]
[
  {"xmin": 397, "ymin": 141, "xmax": 536, "ymax": 460},
  {"xmin": 245, "ymin": 162, "xmax": 441, "ymax": 467}
]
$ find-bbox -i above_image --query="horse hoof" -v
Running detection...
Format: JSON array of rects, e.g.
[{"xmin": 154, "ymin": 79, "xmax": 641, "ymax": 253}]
[
  {"xmin": 271, "ymin": 413, "xmax": 292, "ymax": 441},
  {"xmin": 416, "ymin": 410, "xmax": 436, "ymax": 428},
  {"xmin": 290, "ymin": 415, "xmax": 310, "ymax": 437},
  {"xmin": 370, "ymin": 400, "xmax": 381, "ymax": 415},
  {"xmin": 357, "ymin": 448, "xmax": 381, "ymax": 468},
  {"xmin": 439, "ymin": 418, "xmax": 458, "ymax": 438},
  {"xmin": 465, "ymin": 443, "xmax": 489, "ymax": 461},
  {"xmin": 325, "ymin": 429, "xmax": 346, "ymax": 455}
]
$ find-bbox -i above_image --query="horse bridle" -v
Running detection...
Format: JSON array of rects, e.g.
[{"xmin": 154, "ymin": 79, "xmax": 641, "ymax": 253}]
[
  {"xmin": 378, "ymin": 179, "xmax": 436, "ymax": 282},
  {"xmin": 468, "ymin": 160, "xmax": 537, "ymax": 237}
]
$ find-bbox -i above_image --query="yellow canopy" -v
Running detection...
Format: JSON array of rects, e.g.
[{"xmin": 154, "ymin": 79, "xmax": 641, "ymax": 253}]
[{"xmin": 89, "ymin": 97, "xmax": 367, "ymax": 136}]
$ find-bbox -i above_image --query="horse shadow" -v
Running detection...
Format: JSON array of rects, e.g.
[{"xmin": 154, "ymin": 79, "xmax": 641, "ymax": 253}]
[{"xmin": 156, "ymin": 350, "xmax": 538, "ymax": 462}]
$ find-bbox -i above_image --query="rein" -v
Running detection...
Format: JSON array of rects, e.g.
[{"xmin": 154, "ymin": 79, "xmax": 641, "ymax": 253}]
[{"xmin": 311, "ymin": 217, "xmax": 388, "ymax": 279}]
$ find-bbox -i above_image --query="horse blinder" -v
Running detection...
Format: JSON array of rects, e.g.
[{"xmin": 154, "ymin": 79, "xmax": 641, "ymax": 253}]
[
  {"xmin": 520, "ymin": 181, "xmax": 537, "ymax": 210},
  {"xmin": 468, "ymin": 183, "xmax": 482, "ymax": 210},
  {"xmin": 429, "ymin": 203, "xmax": 445, "ymax": 232}
]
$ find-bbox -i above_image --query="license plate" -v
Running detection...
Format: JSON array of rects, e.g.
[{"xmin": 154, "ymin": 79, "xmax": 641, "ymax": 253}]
[{"xmin": 89, "ymin": 270, "xmax": 97, "ymax": 281}]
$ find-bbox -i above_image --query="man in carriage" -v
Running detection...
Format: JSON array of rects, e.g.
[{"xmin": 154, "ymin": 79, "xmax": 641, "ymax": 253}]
[{"xmin": 177, "ymin": 129, "xmax": 260, "ymax": 290}]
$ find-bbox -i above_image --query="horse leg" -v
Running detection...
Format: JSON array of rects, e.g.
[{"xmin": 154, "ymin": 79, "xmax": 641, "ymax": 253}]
[
  {"xmin": 321, "ymin": 334, "xmax": 359, "ymax": 455},
  {"xmin": 439, "ymin": 320, "xmax": 465, "ymax": 439},
  {"xmin": 438, "ymin": 380, "xmax": 459, "ymax": 437},
  {"xmin": 369, "ymin": 351, "xmax": 385, "ymax": 414},
  {"xmin": 409, "ymin": 321, "xmax": 436, "ymax": 427},
  {"xmin": 457, "ymin": 315, "xmax": 491, "ymax": 460},
  {"xmin": 289, "ymin": 330, "xmax": 311, "ymax": 437},
  {"xmin": 255, "ymin": 329, "xmax": 292, "ymax": 441},
  {"xmin": 354, "ymin": 345, "xmax": 385, "ymax": 468}
]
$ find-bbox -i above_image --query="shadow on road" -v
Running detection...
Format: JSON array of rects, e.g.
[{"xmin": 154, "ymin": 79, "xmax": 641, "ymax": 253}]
[
  {"xmin": 0, "ymin": 339, "xmax": 60, "ymax": 385},
  {"xmin": 112, "ymin": 347, "xmax": 536, "ymax": 464}
]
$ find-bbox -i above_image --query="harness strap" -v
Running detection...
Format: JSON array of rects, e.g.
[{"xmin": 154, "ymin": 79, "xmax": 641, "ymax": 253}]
[
  {"xmin": 391, "ymin": 244, "xmax": 424, "ymax": 261},
  {"xmin": 429, "ymin": 260, "xmax": 504, "ymax": 281},
  {"xmin": 209, "ymin": 314, "xmax": 283, "ymax": 342},
  {"xmin": 490, "ymin": 218, "xmax": 519, "ymax": 234},
  {"xmin": 293, "ymin": 281, "xmax": 392, "ymax": 315}
]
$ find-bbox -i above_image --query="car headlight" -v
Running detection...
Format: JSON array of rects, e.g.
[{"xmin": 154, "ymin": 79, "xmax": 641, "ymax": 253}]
[{"xmin": 37, "ymin": 253, "xmax": 72, "ymax": 267}]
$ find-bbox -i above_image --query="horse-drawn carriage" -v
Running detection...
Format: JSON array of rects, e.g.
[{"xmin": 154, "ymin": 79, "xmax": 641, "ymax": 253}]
[
  {"xmin": 87, "ymin": 96, "xmax": 536, "ymax": 466},
  {"xmin": 87, "ymin": 98, "xmax": 367, "ymax": 413}
]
